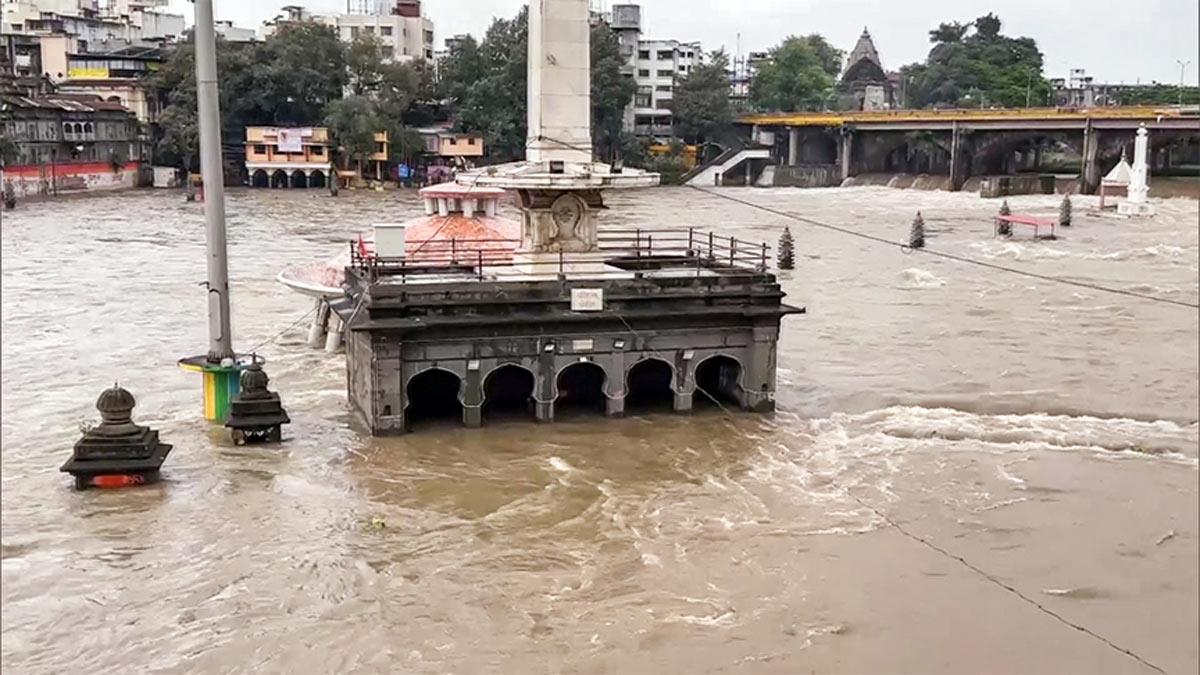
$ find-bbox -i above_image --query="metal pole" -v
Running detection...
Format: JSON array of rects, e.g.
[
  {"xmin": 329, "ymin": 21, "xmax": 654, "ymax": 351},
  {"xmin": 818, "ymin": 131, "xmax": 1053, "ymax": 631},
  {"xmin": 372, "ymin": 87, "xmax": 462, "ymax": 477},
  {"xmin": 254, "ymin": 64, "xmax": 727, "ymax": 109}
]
[
  {"xmin": 1178, "ymin": 60, "xmax": 1191, "ymax": 107},
  {"xmin": 194, "ymin": 0, "xmax": 233, "ymax": 362}
]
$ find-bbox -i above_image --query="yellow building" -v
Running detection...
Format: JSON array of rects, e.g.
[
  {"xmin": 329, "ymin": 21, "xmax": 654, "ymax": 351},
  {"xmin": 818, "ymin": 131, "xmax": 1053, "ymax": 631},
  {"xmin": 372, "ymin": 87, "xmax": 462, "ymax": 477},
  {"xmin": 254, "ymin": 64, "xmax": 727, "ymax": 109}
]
[{"xmin": 245, "ymin": 127, "xmax": 334, "ymax": 188}]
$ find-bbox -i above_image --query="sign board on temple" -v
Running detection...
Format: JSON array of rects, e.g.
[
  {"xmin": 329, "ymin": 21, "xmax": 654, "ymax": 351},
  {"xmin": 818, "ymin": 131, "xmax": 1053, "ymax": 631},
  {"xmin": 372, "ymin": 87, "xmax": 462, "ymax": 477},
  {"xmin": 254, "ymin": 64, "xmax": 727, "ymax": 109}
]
[{"xmin": 570, "ymin": 288, "xmax": 604, "ymax": 312}]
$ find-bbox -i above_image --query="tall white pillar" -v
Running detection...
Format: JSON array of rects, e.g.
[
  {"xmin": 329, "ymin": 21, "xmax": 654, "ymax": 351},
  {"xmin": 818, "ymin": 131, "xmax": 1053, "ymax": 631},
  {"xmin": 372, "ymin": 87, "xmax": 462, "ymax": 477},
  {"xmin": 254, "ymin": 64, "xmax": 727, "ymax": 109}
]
[{"xmin": 526, "ymin": 0, "xmax": 592, "ymax": 164}]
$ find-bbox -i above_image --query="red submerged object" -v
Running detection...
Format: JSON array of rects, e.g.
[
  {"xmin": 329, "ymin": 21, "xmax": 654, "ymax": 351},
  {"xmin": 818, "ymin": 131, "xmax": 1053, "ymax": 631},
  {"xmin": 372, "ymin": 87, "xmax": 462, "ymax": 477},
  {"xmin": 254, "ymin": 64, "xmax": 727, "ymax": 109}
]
[{"xmin": 278, "ymin": 183, "xmax": 520, "ymax": 298}]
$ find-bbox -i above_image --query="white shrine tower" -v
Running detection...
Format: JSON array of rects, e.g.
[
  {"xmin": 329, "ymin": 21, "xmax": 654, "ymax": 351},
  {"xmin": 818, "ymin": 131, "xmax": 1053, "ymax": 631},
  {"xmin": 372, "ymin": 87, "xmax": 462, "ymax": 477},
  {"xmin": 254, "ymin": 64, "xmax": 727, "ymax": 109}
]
[
  {"xmin": 1118, "ymin": 125, "xmax": 1156, "ymax": 217},
  {"xmin": 456, "ymin": 0, "xmax": 657, "ymax": 267}
]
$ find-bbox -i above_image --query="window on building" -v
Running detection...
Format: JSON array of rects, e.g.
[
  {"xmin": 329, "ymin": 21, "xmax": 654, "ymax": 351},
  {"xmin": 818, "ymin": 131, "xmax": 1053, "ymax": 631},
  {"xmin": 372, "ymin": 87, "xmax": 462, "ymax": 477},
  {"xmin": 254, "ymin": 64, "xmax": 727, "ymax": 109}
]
[
  {"xmin": 254, "ymin": 144, "xmax": 266, "ymax": 155},
  {"xmin": 638, "ymin": 49, "xmax": 650, "ymax": 60},
  {"xmin": 679, "ymin": 65, "xmax": 687, "ymax": 72},
  {"xmin": 638, "ymin": 69, "xmax": 649, "ymax": 77},
  {"xmin": 375, "ymin": 142, "xmax": 386, "ymax": 154},
  {"xmin": 311, "ymin": 146, "xmax": 324, "ymax": 156},
  {"xmin": 382, "ymin": 46, "xmax": 394, "ymax": 58},
  {"xmin": 424, "ymin": 30, "xmax": 433, "ymax": 44},
  {"xmin": 381, "ymin": 25, "xmax": 393, "ymax": 36},
  {"xmin": 350, "ymin": 26, "xmax": 360, "ymax": 38},
  {"xmin": 448, "ymin": 137, "xmax": 457, "ymax": 145},
  {"xmin": 657, "ymin": 69, "xmax": 673, "ymax": 77},
  {"xmin": 635, "ymin": 93, "xmax": 651, "ymax": 107},
  {"xmin": 657, "ymin": 98, "xmax": 673, "ymax": 109},
  {"xmin": 656, "ymin": 85, "xmax": 671, "ymax": 92},
  {"xmin": 468, "ymin": 138, "xmax": 477, "ymax": 145},
  {"xmin": 657, "ymin": 50, "xmax": 673, "ymax": 60},
  {"xmin": 364, "ymin": 26, "xmax": 375, "ymax": 34}
]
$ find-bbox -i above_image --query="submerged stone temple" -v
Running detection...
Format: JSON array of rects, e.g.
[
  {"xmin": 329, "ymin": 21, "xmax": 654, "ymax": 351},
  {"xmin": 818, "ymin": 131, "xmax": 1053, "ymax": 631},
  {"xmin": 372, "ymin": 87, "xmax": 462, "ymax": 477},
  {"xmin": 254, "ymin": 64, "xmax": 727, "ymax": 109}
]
[{"xmin": 335, "ymin": 0, "xmax": 803, "ymax": 434}]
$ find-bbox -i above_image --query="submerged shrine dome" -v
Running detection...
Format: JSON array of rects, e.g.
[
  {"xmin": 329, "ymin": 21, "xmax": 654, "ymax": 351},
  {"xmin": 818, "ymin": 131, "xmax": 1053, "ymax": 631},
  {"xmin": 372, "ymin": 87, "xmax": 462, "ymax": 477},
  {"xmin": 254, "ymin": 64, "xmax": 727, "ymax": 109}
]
[{"xmin": 277, "ymin": 183, "xmax": 521, "ymax": 297}]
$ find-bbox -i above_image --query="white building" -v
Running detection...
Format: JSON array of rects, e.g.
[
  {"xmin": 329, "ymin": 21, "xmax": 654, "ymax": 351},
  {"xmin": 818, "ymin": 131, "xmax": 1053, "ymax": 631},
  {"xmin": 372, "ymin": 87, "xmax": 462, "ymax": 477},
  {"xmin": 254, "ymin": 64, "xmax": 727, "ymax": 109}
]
[
  {"xmin": 606, "ymin": 3, "xmax": 702, "ymax": 140},
  {"xmin": 214, "ymin": 20, "xmax": 256, "ymax": 43},
  {"xmin": 263, "ymin": 1, "xmax": 434, "ymax": 63}
]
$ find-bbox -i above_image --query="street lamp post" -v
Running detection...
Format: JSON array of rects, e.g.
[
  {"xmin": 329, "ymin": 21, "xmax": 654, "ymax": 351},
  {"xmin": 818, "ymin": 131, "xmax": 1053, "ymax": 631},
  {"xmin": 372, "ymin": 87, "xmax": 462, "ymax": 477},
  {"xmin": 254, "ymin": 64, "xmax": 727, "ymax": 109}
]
[{"xmin": 1177, "ymin": 60, "xmax": 1192, "ymax": 107}]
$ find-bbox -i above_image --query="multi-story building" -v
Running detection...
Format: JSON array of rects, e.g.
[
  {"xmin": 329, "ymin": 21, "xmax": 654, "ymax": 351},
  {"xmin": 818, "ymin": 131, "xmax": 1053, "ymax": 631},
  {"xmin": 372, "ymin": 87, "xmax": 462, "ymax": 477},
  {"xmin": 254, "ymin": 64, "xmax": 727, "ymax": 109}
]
[
  {"xmin": 244, "ymin": 126, "xmax": 334, "ymax": 189},
  {"xmin": 263, "ymin": 1, "xmax": 435, "ymax": 63},
  {"xmin": 606, "ymin": 3, "xmax": 702, "ymax": 140},
  {"xmin": 0, "ymin": 91, "xmax": 147, "ymax": 195},
  {"xmin": 56, "ymin": 44, "xmax": 163, "ymax": 122},
  {"xmin": 214, "ymin": 20, "xmax": 256, "ymax": 43}
]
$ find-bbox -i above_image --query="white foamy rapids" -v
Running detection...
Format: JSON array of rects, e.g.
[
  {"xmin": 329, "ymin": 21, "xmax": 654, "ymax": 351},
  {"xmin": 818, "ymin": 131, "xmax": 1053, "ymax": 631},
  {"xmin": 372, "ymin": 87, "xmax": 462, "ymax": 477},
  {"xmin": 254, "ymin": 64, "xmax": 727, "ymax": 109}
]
[
  {"xmin": 837, "ymin": 406, "xmax": 1199, "ymax": 464},
  {"xmin": 968, "ymin": 241, "xmax": 1072, "ymax": 261},
  {"xmin": 898, "ymin": 267, "xmax": 947, "ymax": 289}
]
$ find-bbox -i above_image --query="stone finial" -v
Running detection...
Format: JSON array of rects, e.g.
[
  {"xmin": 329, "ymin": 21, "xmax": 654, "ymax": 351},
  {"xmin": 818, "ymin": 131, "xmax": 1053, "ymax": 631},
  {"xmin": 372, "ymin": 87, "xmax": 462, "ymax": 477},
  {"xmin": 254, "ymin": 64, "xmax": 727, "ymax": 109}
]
[
  {"xmin": 999, "ymin": 200, "xmax": 1011, "ymax": 216},
  {"xmin": 778, "ymin": 227, "xmax": 795, "ymax": 270},
  {"xmin": 239, "ymin": 362, "xmax": 271, "ymax": 399},
  {"xmin": 1059, "ymin": 194, "xmax": 1072, "ymax": 227},
  {"xmin": 909, "ymin": 212, "xmax": 926, "ymax": 249},
  {"xmin": 96, "ymin": 384, "xmax": 136, "ymax": 425}
]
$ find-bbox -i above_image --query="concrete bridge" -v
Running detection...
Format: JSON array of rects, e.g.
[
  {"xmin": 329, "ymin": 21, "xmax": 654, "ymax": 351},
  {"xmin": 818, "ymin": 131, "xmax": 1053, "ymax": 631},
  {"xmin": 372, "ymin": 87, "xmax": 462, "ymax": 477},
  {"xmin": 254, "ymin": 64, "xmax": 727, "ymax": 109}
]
[{"xmin": 728, "ymin": 107, "xmax": 1200, "ymax": 193}]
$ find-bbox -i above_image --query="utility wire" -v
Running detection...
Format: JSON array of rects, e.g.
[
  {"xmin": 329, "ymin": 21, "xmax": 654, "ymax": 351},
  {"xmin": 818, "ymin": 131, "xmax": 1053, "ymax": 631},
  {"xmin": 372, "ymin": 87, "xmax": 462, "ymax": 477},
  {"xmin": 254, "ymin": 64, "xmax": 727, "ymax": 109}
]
[
  {"xmin": 850, "ymin": 494, "xmax": 1167, "ymax": 674},
  {"xmin": 689, "ymin": 186, "xmax": 1200, "ymax": 310}
]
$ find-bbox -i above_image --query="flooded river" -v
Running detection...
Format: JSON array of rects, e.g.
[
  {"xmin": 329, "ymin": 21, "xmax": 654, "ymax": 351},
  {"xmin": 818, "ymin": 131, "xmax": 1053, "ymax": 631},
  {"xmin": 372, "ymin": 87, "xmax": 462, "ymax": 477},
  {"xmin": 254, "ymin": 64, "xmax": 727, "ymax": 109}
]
[{"xmin": 2, "ymin": 186, "xmax": 1197, "ymax": 673}]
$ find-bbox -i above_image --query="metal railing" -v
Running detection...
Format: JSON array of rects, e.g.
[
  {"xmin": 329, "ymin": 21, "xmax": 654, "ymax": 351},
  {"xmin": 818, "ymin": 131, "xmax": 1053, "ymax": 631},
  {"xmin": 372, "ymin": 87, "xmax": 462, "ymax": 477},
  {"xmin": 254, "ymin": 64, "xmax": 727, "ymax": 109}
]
[{"xmin": 348, "ymin": 227, "xmax": 773, "ymax": 283}]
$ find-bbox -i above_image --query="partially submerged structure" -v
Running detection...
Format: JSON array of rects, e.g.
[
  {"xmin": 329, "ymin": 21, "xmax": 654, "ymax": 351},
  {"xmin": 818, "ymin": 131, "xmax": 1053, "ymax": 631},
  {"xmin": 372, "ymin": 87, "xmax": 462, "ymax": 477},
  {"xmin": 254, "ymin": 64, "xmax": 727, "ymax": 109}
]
[{"xmin": 319, "ymin": 0, "xmax": 802, "ymax": 434}]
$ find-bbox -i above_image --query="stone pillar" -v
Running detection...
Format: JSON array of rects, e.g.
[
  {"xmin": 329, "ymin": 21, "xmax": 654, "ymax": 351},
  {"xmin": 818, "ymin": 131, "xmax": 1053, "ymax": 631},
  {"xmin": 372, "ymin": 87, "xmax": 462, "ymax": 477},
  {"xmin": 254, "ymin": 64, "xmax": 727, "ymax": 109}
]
[
  {"xmin": 536, "ymin": 347, "xmax": 556, "ymax": 422},
  {"xmin": 742, "ymin": 326, "xmax": 779, "ymax": 412},
  {"xmin": 948, "ymin": 125, "xmax": 970, "ymax": 192},
  {"xmin": 1082, "ymin": 125, "xmax": 1101, "ymax": 195},
  {"xmin": 424, "ymin": 197, "xmax": 436, "ymax": 215},
  {"xmin": 673, "ymin": 391, "xmax": 693, "ymax": 413},
  {"xmin": 788, "ymin": 128, "xmax": 800, "ymax": 166},
  {"xmin": 462, "ymin": 364, "xmax": 483, "ymax": 428},
  {"xmin": 324, "ymin": 314, "xmax": 343, "ymax": 353},
  {"xmin": 606, "ymin": 351, "xmax": 625, "ymax": 417},
  {"xmin": 307, "ymin": 299, "xmax": 330, "ymax": 348},
  {"xmin": 526, "ymin": 0, "xmax": 592, "ymax": 164},
  {"xmin": 374, "ymin": 347, "xmax": 405, "ymax": 435},
  {"xmin": 437, "ymin": 197, "xmax": 450, "ymax": 216},
  {"xmin": 839, "ymin": 130, "xmax": 854, "ymax": 182}
]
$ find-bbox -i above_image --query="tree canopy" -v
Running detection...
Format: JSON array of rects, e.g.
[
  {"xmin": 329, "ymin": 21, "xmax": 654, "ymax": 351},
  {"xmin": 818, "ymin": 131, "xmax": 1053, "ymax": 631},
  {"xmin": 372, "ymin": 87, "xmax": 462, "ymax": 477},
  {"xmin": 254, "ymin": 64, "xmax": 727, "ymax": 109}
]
[
  {"xmin": 436, "ymin": 8, "xmax": 638, "ymax": 163},
  {"xmin": 902, "ymin": 14, "xmax": 1051, "ymax": 108},
  {"xmin": 671, "ymin": 50, "xmax": 734, "ymax": 144},
  {"xmin": 147, "ymin": 22, "xmax": 430, "ymax": 170},
  {"xmin": 749, "ymin": 35, "xmax": 843, "ymax": 112}
]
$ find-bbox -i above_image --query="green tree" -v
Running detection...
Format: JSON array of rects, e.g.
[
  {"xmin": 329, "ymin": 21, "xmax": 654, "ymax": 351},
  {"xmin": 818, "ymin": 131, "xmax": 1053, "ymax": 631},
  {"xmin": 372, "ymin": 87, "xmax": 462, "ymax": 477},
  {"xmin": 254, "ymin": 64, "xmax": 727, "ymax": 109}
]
[
  {"xmin": 671, "ymin": 50, "xmax": 734, "ymax": 144},
  {"xmin": 437, "ymin": 7, "xmax": 638, "ymax": 162},
  {"xmin": 592, "ymin": 20, "xmax": 636, "ymax": 162},
  {"xmin": 325, "ymin": 96, "xmax": 390, "ymax": 171},
  {"xmin": 147, "ymin": 22, "xmax": 347, "ymax": 169},
  {"xmin": 750, "ymin": 35, "xmax": 843, "ymax": 112},
  {"xmin": 903, "ymin": 14, "xmax": 1051, "ymax": 108}
]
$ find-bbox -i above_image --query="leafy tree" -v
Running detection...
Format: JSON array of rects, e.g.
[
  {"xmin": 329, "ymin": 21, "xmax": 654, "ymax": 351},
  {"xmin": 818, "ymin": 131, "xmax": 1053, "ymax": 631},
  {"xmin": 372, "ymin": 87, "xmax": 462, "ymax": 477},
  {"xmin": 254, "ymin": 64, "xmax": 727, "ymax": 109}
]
[
  {"xmin": 750, "ymin": 35, "xmax": 843, "ymax": 112},
  {"xmin": 903, "ymin": 14, "xmax": 1051, "ymax": 108},
  {"xmin": 671, "ymin": 50, "xmax": 734, "ymax": 144},
  {"xmin": 592, "ymin": 20, "xmax": 636, "ymax": 162},
  {"xmin": 324, "ymin": 96, "xmax": 389, "ymax": 171},
  {"xmin": 437, "ymin": 7, "xmax": 638, "ymax": 162}
]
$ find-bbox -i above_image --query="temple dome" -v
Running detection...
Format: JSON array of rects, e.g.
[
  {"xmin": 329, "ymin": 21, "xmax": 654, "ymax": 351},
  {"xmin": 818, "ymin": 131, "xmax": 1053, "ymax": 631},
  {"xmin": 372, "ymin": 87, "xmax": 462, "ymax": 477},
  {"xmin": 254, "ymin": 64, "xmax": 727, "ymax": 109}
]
[{"xmin": 96, "ymin": 384, "xmax": 136, "ymax": 422}]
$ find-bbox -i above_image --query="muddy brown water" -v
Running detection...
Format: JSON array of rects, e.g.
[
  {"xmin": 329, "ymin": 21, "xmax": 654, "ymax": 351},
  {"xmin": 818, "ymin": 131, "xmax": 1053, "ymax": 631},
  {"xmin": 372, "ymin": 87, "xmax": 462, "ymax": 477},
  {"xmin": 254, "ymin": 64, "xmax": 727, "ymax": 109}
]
[{"xmin": 2, "ymin": 186, "xmax": 1197, "ymax": 673}]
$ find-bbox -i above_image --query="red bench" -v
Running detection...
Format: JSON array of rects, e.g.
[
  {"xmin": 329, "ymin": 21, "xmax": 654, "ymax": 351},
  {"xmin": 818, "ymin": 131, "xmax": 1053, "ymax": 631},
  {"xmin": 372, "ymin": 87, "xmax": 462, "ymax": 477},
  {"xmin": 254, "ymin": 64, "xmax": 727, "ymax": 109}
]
[{"xmin": 995, "ymin": 214, "xmax": 1056, "ymax": 240}]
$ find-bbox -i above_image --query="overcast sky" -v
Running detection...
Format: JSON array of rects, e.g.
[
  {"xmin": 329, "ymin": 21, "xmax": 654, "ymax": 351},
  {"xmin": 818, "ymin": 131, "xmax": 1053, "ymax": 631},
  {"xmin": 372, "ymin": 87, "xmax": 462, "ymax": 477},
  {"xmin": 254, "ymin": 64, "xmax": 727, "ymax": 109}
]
[{"xmin": 169, "ymin": 0, "xmax": 1199, "ymax": 84}]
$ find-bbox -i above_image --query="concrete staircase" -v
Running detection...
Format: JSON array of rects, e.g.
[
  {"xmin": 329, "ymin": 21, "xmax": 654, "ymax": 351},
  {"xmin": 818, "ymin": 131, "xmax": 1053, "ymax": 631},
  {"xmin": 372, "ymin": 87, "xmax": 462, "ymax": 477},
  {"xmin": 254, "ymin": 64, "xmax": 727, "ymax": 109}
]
[{"xmin": 684, "ymin": 145, "xmax": 772, "ymax": 186}]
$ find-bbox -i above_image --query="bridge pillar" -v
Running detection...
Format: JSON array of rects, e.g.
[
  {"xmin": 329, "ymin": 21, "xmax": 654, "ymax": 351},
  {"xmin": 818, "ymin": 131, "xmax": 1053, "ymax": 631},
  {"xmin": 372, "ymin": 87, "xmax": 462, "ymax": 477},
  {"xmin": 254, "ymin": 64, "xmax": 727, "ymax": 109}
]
[
  {"xmin": 788, "ymin": 128, "xmax": 800, "ymax": 166},
  {"xmin": 1081, "ymin": 125, "xmax": 1101, "ymax": 195},
  {"xmin": 839, "ymin": 129, "xmax": 854, "ymax": 182},
  {"xmin": 948, "ymin": 125, "xmax": 970, "ymax": 192}
]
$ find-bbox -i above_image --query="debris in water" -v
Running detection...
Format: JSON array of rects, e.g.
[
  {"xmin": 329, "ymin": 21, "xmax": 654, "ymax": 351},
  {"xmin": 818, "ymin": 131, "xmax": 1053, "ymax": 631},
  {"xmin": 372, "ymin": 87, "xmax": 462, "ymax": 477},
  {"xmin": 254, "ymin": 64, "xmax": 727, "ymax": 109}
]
[
  {"xmin": 365, "ymin": 516, "xmax": 387, "ymax": 530},
  {"xmin": 1155, "ymin": 530, "xmax": 1176, "ymax": 546}
]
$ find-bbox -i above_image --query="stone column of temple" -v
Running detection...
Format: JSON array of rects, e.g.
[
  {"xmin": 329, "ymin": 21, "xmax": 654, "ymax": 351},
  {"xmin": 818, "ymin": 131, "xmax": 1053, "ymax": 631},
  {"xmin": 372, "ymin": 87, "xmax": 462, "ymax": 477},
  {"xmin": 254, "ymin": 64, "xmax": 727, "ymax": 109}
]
[
  {"xmin": 605, "ymin": 351, "xmax": 626, "ymax": 417},
  {"xmin": 324, "ymin": 315, "xmax": 343, "ymax": 353},
  {"xmin": 788, "ymin": 128, "xmax": 801, "ymax": 166},
  {"xmin": 462, "ymin": 366, "xmax": 483, "ymax": 428},
  {"xmin": 526, "ymin": 0, "xmax": 592, "ymax": 164},
  {"xmin": 673, "ymin": 350, "xmax": 693, "ymax": 413},
  {"xmin": 536, "ymin": 348, "xmax": 556, "ymax": 422},
  {"xmin": 308, "ymin": 300, "xmax": 330, "ymax": 348},
  {"xmin": 742, "ymin": 326, "xmax": 779, "ymax": 412}
]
